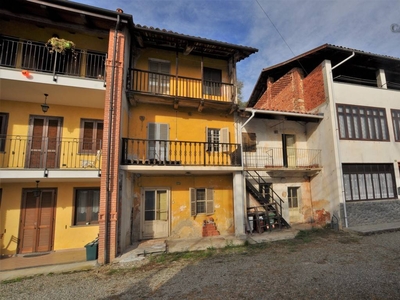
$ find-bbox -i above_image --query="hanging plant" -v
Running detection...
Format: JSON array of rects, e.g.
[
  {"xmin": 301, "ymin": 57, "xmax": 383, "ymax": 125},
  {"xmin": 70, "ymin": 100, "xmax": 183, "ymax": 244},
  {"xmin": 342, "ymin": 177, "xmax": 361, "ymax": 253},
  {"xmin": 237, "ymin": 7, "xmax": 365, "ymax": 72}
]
[{"xmin": 46, "ymin": 37, "xmax": 77, "ymax": 59}]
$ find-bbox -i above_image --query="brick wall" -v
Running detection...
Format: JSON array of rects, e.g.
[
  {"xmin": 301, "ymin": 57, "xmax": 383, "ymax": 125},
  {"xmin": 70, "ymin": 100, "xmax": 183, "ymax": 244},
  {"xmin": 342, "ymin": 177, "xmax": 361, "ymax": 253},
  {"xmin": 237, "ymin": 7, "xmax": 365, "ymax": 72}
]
[
  {"xmin": 303, "ymin": 64, "xmax": 325, "ymax": 111},
  {"xmin": 98, "ymin": 29, "xmax": 125, "ymax": 264},
  {"xmin": 254, "ymin": 65, "xmax": 325, "ymax": 113}
]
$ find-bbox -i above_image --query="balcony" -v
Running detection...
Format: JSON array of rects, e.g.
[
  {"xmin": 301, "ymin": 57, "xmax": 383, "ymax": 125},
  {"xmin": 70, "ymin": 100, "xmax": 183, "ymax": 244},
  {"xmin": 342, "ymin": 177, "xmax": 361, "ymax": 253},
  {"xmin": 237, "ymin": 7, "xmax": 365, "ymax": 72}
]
[
  {"xmin": 244, "ymin": 147, "xmax": 321, "ymax": 171},
  {"xmin": 128, "ymin": 69, "xmax": 236, "ymax": 111},
  {"xmin": 121, "ymin": 138, "xmax": 241, "ymax": 167},
  {"xmin": 0, "ymin": 36, "xmax": 106, "ymax": 81},
  {"xmin": 0, "ymin": 136, "xmax": 102, "ymax": 170}
]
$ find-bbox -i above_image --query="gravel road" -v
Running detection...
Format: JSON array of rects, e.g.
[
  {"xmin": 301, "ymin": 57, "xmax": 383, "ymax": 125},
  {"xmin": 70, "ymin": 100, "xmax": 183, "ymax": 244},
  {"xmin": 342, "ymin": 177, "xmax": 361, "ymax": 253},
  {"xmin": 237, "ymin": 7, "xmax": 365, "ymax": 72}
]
[{"xmin": 2, "ymin": 229, "xmax": 400, "ymax": 300}]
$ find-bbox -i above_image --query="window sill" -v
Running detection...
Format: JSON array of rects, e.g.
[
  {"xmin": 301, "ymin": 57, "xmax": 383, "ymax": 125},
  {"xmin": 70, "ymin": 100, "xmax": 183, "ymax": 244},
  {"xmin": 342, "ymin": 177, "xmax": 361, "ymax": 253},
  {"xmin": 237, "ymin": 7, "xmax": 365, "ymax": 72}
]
[{"xmin": 70, "ymin": 223, "xmax": 99, "ymax": 228}]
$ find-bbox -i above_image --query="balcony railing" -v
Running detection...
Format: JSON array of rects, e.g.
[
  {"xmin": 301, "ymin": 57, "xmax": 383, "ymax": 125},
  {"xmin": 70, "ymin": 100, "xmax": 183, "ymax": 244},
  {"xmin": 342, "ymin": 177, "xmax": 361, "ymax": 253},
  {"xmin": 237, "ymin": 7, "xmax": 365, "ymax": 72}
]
[
  {"xmin": 244, "ymin": 147, "xmax": 321, "ymax": 169},
  {"xmin": 129, "ymin": 69, "xmax": 234, "ymax": 102},
  {"xmin": 122, "ymin": 138, "xmax": 241, "ymax": 167},
  {"xmin": 0, "ymin": 136, "xmax": 102, "ymax": 170},
  {"xmin": 0, "ymin": 36, "xmax": 106, "ymax": 80}
]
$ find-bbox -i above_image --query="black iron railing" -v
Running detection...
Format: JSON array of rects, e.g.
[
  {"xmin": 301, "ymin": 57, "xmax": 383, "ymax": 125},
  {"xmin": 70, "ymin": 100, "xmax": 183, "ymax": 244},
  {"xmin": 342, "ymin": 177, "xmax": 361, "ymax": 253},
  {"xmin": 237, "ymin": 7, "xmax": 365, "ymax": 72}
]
[
  {"xmin": 122, "ymin": 138, "xmax": 241, "ymax": 166},
  {"xmin": 129, "ymin": 69, "xmax": 235, "ymax": 102},
  {"xmin": 0, "ymin": 37, "xmax": 106, "ymax": 80},
  {"xmin": 0, "ymin": 136, "xmax": 102, "ymax": 169}
]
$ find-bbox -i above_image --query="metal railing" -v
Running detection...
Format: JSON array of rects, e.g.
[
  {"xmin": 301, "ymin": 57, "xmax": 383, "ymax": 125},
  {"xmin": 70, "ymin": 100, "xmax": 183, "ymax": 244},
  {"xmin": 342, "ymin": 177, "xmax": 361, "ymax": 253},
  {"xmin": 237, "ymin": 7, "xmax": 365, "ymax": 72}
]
[
  {"xmin": 0, "ymin": 136, "xmax": 102, "ymax": 169},
  {"xmin": 0, "ymin": 37, "xmax": 106, "ymax": 80},
  {"xmin": 129, "ymin": 69, "xmax": 235, "ymax": 102},
  {"xmin": 122, "ymin": 138, "xmax": 241, "ymax": 166},
  {"xmin": 244, "ymin": 147, "xmax": 321, "ymax": 169}
]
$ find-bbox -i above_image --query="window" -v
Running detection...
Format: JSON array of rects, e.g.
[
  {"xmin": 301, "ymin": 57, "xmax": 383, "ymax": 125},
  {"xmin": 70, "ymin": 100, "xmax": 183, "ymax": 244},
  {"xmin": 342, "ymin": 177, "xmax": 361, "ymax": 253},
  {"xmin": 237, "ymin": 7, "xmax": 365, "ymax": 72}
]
[
  {"xmin": 337, "ymin": 104, "xmax": 389, "ymax": 141},
  {"xmin": 207, "ymin": 127, "xmax": 229, "ymax": 152},
  {"xmin": 80, "ymin": 119, "xmax": 103, "ymax": 153},
  {"xmin": 343, "ymin": 164, "xmax": 396, "ymax": 201},
  {"xmin": 148, "ymin": 59, "xmax": 170, "ymax": 94},
  {"xmin": 190, "ymin": 188, "xmax": 214, "ymax": 216},
  {"xmin": 288, "ymin": 187, "xmax": 300, "ymax": 208},
  {"xmin": 74, "ymin": 188, "xmax": 100, "ymax": 225},
  {"xmin": 0, "ymin": 113, "xmax": 9, "ymax": 152},
  {"xmin": 242, "ymin": 132, "xmax": 256, "ymax": 152},
  {"xmin": 392, "ymin": 109, "xmax": 400, "ymax": 141},
  {"xmin": 204, "ymin": 67, "xmax": 222, "ymax": 96}
]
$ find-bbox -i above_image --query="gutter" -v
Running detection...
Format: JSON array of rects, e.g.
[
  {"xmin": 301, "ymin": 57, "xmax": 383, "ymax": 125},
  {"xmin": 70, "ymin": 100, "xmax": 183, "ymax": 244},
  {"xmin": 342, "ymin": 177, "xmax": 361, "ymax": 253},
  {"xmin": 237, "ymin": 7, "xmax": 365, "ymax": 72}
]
[
  {"xmin": 244, "ymin": 108, "xmax": 324, "ymax": 120},
  {"xmin": 104, "ymin": 13, "xmax": 120, "ymax": 264}
]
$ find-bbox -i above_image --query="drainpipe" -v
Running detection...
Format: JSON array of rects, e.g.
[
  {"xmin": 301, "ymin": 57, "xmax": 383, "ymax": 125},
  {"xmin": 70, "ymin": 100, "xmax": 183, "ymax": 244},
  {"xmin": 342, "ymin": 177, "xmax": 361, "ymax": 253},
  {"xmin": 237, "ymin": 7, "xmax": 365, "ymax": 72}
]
[
  {"xmin": 104, "ymin": 14, "xmax": 120, "ymax": 264},
  {"xmin": 330, "ymin": 52, "xmax": 355, "ymax": 228},
  {"xmin": 239, "ymin": 109, "xmax": 256, "ymax": 233}
]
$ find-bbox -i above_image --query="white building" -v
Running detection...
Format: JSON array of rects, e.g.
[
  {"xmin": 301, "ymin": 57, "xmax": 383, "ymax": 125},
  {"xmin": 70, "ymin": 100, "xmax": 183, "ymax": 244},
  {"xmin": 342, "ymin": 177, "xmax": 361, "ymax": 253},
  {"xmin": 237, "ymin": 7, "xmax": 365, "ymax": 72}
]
[{"xmin": 243, "ymin": 44, "xmax": 400, "ymax": 229}]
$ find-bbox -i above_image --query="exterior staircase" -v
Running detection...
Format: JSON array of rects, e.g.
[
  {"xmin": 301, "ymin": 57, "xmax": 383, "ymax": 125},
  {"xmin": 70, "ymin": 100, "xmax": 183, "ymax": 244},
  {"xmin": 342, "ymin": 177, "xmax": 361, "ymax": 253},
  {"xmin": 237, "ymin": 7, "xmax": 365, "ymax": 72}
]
[{"xmin": 246, "ymin": 171, "xmax": 290, "ymax": 233}]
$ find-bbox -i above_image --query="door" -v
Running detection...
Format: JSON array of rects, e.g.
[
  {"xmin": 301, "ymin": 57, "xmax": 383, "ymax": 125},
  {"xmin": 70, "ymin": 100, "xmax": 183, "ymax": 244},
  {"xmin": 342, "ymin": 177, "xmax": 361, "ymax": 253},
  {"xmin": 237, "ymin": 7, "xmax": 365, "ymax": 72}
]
[
  {"xmin": 27, "ymin": 116, "xmax": 62, "ymax": 168},
  {"xmin": 288, "ymin": 187, "xmax": 301, "ymax": 223},
  {"xmin": 147, "ymin": 123, "xmax": 169, "ymax": 161},
  {"xmin": 282, "ymin": 134, "xmax": 296, "ymax": 168},
  {"xmin": 142, "ymin": 189, "xmax": 169, "ymax": 239},
  {"xmin": 148, "ymin": 59, "xmax": 170, "ymax": 94},
  {"xmin": 19, "ymin": 189, "xmax": 56, "ymax": 253}
]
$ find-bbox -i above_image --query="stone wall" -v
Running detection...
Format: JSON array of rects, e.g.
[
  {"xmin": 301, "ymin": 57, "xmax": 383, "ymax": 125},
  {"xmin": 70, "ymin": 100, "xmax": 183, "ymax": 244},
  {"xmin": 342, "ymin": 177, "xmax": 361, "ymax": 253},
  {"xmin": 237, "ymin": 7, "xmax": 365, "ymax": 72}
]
[{"xmin": 340, "ymin": 200, "xmax": 400, "ymax": 227}]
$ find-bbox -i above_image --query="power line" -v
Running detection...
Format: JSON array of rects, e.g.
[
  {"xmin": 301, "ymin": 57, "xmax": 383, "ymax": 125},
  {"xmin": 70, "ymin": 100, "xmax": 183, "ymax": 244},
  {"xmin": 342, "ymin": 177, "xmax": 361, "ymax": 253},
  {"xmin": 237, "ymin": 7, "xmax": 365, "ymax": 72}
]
[{"xmin": 254, "ymin": 0, "xmax": 308, "ymax": 75}]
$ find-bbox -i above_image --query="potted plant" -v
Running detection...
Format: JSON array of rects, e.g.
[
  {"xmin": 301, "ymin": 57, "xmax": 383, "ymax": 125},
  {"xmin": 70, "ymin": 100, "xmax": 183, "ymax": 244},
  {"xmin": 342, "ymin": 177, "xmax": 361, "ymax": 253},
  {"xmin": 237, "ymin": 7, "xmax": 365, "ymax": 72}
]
[{"xmin": 46, "ymin": 37, "xmax": 77, "ymax": 59}]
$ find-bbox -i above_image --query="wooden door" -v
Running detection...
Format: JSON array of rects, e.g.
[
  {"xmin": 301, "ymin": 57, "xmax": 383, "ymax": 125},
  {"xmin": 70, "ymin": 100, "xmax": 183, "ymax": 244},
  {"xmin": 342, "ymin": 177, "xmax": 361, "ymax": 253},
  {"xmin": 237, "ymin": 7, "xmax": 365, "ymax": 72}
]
[
  {"xmin": 142, "ymin": 189, "xmax": 169, "ymax": 239},
  {"xmin": 19, "ymin": 189, "xmax": 56, "ymax": 254},
  {"xmin": 27, "ymin": 116, "xmax": 62, "ymax": 168},
  {"xmin": 282, "ymin": 134, "xmax": 296, "ymax": 168}
]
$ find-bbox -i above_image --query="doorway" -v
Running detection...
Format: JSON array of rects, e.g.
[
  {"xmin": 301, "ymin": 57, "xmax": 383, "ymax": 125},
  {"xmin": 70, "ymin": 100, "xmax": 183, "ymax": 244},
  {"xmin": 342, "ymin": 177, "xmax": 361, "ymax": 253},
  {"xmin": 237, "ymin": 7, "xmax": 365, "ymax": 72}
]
[
  {"xmin": 19, "ymin": 189, "xmax": 56, "ymax": 254},
  {"xmin": 282, "ymin": 134, "xmax": 296, "ymax": 168},
  {"xmin": 142, "ymin": 188, "xmax": 169, "ymax": 239},
  {"xmin": 26, "ymin": 116, "xmax": 63, "ymax": 168}
]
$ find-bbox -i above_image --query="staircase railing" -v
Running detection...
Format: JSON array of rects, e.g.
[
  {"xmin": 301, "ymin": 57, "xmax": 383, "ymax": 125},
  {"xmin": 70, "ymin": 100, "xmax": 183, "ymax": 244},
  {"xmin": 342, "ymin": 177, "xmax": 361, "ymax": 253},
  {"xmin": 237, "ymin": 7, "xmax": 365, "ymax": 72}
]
[{"xmin": 246, "ymin": 171, "xmax": 290, "ymax": 231}]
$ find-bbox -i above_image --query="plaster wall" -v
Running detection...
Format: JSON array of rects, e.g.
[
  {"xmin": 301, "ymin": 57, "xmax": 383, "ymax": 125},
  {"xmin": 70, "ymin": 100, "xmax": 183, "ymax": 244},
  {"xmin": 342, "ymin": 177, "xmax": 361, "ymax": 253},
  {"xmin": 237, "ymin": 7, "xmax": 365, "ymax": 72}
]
[{"xmin": 131, "ymin": 174, "xmax": 234, "ymax": 241}]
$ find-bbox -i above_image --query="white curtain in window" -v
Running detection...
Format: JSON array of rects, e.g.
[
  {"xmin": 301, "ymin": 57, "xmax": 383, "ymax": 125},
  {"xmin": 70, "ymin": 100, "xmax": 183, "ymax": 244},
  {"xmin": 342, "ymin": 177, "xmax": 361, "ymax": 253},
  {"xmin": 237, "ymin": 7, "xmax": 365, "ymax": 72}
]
[{"xmin": 92, "ymin": 190, "xmax": 100, "ymax": 213}]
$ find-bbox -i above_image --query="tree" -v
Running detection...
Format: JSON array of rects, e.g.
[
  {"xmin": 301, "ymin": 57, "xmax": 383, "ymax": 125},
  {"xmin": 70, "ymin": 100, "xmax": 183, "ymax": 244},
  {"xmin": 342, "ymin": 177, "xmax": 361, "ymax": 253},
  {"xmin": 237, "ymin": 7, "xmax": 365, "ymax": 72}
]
[{"xmin": 236, "ymin": 80, "xmax": 248, "ymax": 108}]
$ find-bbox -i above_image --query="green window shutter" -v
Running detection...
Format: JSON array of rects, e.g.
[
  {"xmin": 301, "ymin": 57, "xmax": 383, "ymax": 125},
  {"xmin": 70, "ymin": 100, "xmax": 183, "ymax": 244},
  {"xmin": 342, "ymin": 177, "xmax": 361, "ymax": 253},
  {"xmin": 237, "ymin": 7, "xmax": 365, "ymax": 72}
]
[
  {"xmin": 190, "ymin": 188, "xmax": 196, "ymax": 216},
  {"xmin": 206, "ymin": 188, "xmax": 214, "ymax": 215}
]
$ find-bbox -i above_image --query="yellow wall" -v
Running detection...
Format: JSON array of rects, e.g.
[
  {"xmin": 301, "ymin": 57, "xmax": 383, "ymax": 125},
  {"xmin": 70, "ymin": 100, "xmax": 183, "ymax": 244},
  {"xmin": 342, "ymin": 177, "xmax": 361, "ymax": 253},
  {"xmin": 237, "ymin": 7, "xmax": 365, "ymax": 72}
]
[
  {"xmin": 1, "ymin": 100, "xmax": 104, "ymax": 138},
  {"xmin": 0, "ymin": 181, "xmax": 100, "ymax": 256},
  {"xmin": 128, "ymin": 104, "xmax": 235, "ymax": 142},
  {"xmin": 133, "ymin": 174, "xmax": 234, "ymax": 239},
  {"xmin": 0, "ymin": 19, "xmax": 108, "ymax": 52},
  {"xmin": 134, "ymin": 48, "xmax": 230, "ymax": 82}
]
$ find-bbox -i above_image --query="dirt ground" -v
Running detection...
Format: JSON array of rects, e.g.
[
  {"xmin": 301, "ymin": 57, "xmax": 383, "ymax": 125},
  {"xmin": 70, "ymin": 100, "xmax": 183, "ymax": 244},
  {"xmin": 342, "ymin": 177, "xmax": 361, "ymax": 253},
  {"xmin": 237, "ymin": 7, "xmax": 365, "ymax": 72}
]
[{"xmin": 2, "ymin": 229, "xmax": 400, "ymax": 299}]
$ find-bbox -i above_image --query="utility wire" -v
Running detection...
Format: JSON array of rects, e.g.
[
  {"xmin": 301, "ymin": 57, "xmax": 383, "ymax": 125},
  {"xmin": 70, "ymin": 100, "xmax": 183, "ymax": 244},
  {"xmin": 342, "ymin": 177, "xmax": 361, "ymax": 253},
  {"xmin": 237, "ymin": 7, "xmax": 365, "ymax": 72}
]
[{"xmin": 255, "ymin": 0, "xmax": 308, "ymax": 75}]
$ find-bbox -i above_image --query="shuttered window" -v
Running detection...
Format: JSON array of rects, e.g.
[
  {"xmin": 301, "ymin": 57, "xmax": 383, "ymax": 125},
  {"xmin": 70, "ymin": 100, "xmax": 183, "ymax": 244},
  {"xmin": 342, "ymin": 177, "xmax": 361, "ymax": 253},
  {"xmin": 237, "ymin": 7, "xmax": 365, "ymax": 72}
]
[
  {"xmin": 242, "ymin": 132, "xmax": 256, "ymax": 152},
  {"xmin": 206, "ymin": 127, "xmax": 229, "ymax": 152},
  {"xmin": 80, "ymin": 119, "xmax": 103, "ymax": 153},
  {"xmin": 0, "ymin": 112, "xmax": 9, "ymax": 152},
  {"xmin": 190, "ymin": 188, "xmax": 214, "ymax": 216}
]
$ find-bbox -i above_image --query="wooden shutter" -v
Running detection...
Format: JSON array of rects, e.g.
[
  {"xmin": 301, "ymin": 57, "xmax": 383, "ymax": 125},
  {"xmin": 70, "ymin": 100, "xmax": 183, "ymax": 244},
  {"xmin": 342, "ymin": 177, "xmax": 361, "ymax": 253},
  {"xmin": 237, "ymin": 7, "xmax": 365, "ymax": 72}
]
[
  {"xmin": 206, "ymin": 188, "xmax": 214, "ymax": 215},
  {"xmin": 219, "ymin": 127, "xmax": 229, "ymax": 152},
  {"xmin": 190, "ymin": 188, "xmax": 196, "ymax": 216}
]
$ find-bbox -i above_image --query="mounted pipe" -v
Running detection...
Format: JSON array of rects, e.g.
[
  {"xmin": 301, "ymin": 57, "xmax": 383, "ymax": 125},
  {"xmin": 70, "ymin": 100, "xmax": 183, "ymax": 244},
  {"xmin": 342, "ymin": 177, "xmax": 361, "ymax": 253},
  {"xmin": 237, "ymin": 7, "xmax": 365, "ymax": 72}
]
[
  {"xmin": 104, "ymin": 13, "xmax": 120, "ymax": 264},
  {"xmin": 331, "ymin": 52, "xmax": 355, "ymax": 70}
]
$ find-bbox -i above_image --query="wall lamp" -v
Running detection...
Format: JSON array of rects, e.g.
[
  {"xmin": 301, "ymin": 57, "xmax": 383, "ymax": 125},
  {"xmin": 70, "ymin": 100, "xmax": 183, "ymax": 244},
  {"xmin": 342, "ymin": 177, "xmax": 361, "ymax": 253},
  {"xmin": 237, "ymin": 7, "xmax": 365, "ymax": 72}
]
[
  {"xmin": 41, "ymin": 93, "xmax": 50, "ymax": 113},
  {"xmin": 33, "ymin": 180, "xmax": 41, "ymax": 198}
]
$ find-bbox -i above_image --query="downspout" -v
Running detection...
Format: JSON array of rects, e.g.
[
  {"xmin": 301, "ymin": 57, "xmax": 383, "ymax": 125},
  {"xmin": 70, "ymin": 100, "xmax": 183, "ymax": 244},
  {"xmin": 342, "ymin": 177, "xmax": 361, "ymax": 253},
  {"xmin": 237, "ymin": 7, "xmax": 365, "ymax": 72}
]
[
  {"xmin": 330, "ymin": 51, "xmax": 354, "ymax": 228},
  {"xmin": 104, "ymin": 13, "xmax": 120, "ymax": 264},
  {"xmin": 240, "ymin": 109, "xmax": 256, "ymax": 232}
]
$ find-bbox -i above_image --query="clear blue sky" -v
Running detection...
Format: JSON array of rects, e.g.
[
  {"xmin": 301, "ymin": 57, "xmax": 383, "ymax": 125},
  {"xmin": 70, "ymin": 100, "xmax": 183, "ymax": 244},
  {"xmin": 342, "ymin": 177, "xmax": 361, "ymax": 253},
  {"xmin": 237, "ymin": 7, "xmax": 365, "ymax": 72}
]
[{"xmin": 75, "ymin": 0, "xmax": 400, "ymax": 101}]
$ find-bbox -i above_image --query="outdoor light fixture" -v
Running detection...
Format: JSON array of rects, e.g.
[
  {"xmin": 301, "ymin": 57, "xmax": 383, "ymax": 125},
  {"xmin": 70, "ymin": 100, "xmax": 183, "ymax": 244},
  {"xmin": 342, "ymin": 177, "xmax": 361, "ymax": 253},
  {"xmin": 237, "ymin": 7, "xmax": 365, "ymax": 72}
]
[
  {"xmin": 44, "ymin": 168, "xmax": 49, "ymax": 177},
  {"xmin": 33, "ymin": 180, "xmax": 41, "ymax": 198},
  {"xmin": 41, "ymin": 93, "xmax": 50, "ymax": 113}
]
